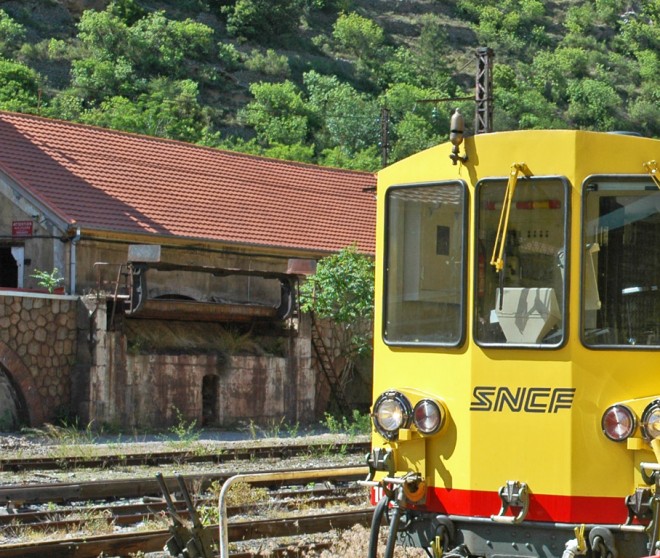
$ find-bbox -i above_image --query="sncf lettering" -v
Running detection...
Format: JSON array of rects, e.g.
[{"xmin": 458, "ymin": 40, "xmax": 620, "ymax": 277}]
[{"xmin": 470, "ymin": 386, "xmax": 575, "ymax": 413}]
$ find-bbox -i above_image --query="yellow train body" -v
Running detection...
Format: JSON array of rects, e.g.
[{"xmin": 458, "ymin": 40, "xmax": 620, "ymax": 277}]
[{"xmin": 367, "ymin": 130, "xmax": 660, "ymax": 557}]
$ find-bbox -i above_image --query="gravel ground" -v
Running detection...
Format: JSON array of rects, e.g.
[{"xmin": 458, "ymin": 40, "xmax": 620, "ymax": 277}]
[{"xmin": 0, "ymin": 430, "xmax": 378, "ymax": 557}]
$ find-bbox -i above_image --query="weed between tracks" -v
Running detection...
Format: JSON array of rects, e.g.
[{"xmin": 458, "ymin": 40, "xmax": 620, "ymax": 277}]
[{"xmin": 2, "ymin": 508, "xmax": 114, "ymax": 543}]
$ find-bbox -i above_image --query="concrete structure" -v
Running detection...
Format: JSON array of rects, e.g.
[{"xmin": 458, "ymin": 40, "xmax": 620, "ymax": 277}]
[{"xmin": 0, "ymin": 111, "xmax": 376, "ymax": 429}]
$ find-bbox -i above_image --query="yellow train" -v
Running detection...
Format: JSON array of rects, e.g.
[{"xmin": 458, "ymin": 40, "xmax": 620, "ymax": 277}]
[{"xmin": 364, "ymin": 127, "xmax": 660, "ymax": 557}]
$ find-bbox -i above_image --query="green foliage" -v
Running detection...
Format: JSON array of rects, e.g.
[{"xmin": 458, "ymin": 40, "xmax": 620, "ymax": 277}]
[
  {"xmin": 319, "ymin": 145, "xmax": 379, "ymax": 171},
  {"xmin": 240, "ymin": 80, "xmax": 309, "ymax": 145},
  {"xmin": 107, "ymin": 0, "xmax": 147, "ymax": 25},
  {"xmin": 0, "ymin": 9, "xmax": 25, "ymax": 58},
  {"xmin": 263, "ymin": 142, "xmax": 315, "ymax": 162},
  {"xmin": 1, "ymin": 0, "xmax": 658, "ymax": 170},
  {"xmin": 379, "ymin": 82, "xmax": 445, "ymax": 161},
  {"xmin": 0, "ymin": 59, "xmax": 41, "ymax": 112},
  {"xmin": 322, "ymin": 409, "xmax": 371, "ymax": 436},
  {"xmin": 304, "ymin": 70, "xmax": 380, "ymax": 154},
  {"xmin": 332, "ymin": 11, "xmax": 383, "ymax": 57},
  {"xmin": 245, "ymin": 48, "xmax": 290, "ymax": 77},
  {"xmin": 223, "ymin": 0, "xmax": 304, "ymax": 42},
  {"xmin": 71, "ymin": 55, "xmax": 139, "ymax": 101},
  {"xmin": 130, "ymin": 11, "xmax": 214, "ymax": 76},
  {"xmin": 30, "ymin": 268, "xmax": 64, "ymax": 293},
  {"xmin": 332, "ymin": 11, "xmax": 384, "ymax": 77},
  {"xmin": 299, "ymin": 245, "xmax": 374, "ymax": 358},
  {"xmin": 217, "ymin": 41, "xmax": 242, "ymax": 70},
  {"xmin": 79, "ymin": 78, "xmax": 221, "ymax": 145},
  {"xmin": 567, "ymin": 78, "xmax": 621, "ymax": 130}
]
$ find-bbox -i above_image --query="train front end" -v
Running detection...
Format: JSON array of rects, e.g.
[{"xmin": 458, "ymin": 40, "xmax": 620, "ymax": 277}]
[{"xmin": 365, "ymin": 130, "xmax": 660, "ymax": 557}]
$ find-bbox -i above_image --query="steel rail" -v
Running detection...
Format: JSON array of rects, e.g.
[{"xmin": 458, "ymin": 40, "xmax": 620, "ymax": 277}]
[
  {"xmin": 218, "ymin": 466, "xmax": 370, "ymax": 558},
  {"xmin": 0, "ymin": 487, "xmax": 366, "ymax": 531},
  {"xmin": 0, "ymin": 508, "xmax": 373, "ymax": 558},
  {"xmin": 0, "ymin": 441, "xmax": 370, "ymax": 472},
  {"xmin": 0, "ymin": 465, "xmax": 367, "ymax": 505}
]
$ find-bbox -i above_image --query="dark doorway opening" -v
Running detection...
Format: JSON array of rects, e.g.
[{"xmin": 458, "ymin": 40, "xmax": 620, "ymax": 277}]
[
  {"xmin": 0, "ymin": 248, "xmax": 18, "ymax": 288},
  {"xmin": 0, "ymin": 367, "xmax": 28, "ymax": 430},
  {"xmin": 202, "ymin": 375, "xmax": 218, "ymax": 426}
]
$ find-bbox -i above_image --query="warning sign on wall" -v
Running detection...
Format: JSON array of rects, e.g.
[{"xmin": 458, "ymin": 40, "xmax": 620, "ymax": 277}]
[{"xmin": 12, "ymin": 220, "xmax": 33, "ymax": 237}]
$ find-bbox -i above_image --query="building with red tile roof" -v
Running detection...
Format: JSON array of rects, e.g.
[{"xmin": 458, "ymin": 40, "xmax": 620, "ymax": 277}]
[
  {"xmin": 0, "ymin": 110, "xmax": 376, "ymax": 262},
  {"xmin": 0, "ymin": 111, "xmax": 377, "ymax": 430}
]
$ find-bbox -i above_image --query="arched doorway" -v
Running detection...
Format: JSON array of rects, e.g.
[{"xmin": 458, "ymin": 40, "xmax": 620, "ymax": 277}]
[{"xmin": 0, "ymin": 369, "xmax": 25, "ymax": 430}]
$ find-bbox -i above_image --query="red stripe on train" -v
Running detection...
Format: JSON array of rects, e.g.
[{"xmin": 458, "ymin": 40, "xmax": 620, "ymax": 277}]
[{"xmin": 370, "ymin": 486, "xmax": 629, "ymax": 524}]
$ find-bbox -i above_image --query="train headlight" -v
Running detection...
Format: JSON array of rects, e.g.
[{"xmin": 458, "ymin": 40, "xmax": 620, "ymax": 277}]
[
  {"xmin": 641, "ymin": 401, "xmax": 660, "ymax": 441},
  {"xmin": 601, "ymin": 404, "xmax": 636, "ymax": 442},
  {"xmin": 413, "ymin": 399, "xmax": 445, "ymax": 435},
  {"xmin": 372, "ymin": 391, "xmax": 412, "ymax": 441}
]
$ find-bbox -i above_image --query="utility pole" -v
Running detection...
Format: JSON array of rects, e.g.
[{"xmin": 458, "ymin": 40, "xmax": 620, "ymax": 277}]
[
  {"xmin": 380, "ymin": 107, "xmax": 390, "ymax": 167},
  {"xmin": 474, "ymin": 47, "xmax": 494, "ymax": 134}
]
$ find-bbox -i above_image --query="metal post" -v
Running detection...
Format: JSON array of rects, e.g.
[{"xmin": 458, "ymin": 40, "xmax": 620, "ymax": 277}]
[
  {"xmin": 475, "ymin": 47, "xmax": 494, "ymax": 134},
  {"xmin": 218, "ymin": 466, "xmax": 368, "ymax": 558},
  {"xmin": 380, "ymin": 107, "xmax": 390, "ymax": 167}
]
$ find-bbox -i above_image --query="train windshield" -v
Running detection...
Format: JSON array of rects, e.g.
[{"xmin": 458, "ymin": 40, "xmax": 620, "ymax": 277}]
[
  {"xmin": 475, "ymin": 177, "xmax": 568, "ymax": 346},
  {"xmin": 383, "ymin": 181, "xmax": 467, "ymax": 346},
  {"xmin": 581, "ymin": 178, "xmax": 660, "ymax": 348}
]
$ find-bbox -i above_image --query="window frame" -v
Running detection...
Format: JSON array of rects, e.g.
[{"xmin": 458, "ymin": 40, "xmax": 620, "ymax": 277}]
[
  {"xmin": 473, "ymin": 175, "xmax": 571, "ymax": 350},
  {"xmin": 580, "ymin": 174, "xmax": 660, "ymax": 351},
  {"xmin": 382, "ymin": 180, "xmax": 469, "ymax": 348}
]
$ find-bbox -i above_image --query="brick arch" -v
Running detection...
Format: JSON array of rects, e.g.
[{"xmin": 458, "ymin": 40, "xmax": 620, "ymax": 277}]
[{"xmin": 0, "ymin": 341, "xmax": 44, "ymax": 426}]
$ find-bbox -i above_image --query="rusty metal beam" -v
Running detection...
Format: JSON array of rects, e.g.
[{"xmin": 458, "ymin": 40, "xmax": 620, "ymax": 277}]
[{"xmin": 127, "ymin": 299, "xmax": 278, "ymax": 322}]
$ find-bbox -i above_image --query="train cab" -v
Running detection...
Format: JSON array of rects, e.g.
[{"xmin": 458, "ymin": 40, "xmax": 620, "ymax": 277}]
[{"xmin": 365, "ymin": 130, "xmax": 660, "ymax": 558}]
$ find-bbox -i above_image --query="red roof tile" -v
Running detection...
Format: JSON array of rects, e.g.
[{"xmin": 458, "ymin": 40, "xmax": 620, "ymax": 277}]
[{"xmin": 0, "ymin": 111, "xmax": 376, "ymax": 255}]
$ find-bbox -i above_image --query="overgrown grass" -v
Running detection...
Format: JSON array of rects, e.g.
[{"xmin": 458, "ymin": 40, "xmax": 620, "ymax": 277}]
[
  {"xmin": 160, "ymin": 407, "xmax": 204, "ymax": 455},
  {"xmin": 321, "ymin": 409, "xmax": 371, "ymax": 438},
  {"xmin": 21, "ymin": 420, "xmax": 102, "ymax": 463}
]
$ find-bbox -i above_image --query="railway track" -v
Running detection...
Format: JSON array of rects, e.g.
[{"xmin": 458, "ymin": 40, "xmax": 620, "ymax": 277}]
[
  {"xmin": 0, "ymin": 485, "xmax": 366, "ymax": 532},
  {"xmin": 0, "ymin": 437, "xmax": 373, "ymax": 557},
  {"xmin": 0, "ymin": 466, "xmax": 373, "ymax": 558},
  {"xmin": 0, "ymin": 508, "xmax": 374, "ymax": 558},
  {"xmin": 0, "ymin": 440, "xmax": 371, "ymax": 472},
  {"xmin": 0, "ymin": 464, "xmax": 367, "ymax": 505}
]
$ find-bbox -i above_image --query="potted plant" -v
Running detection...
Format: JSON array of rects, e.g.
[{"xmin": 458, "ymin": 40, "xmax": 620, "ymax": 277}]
[{"xmin": 31, "ymin": 268, "xmax": 65, "ymax": 294}]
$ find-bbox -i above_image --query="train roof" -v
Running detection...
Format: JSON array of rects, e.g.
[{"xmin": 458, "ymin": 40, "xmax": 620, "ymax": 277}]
[{"xmin": 378, "ymin": 129, "xmax": 660, "ymax": 188}]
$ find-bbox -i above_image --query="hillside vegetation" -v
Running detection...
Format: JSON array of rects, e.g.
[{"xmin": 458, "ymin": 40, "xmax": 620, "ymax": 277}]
[{"xmin": 0, "ymin": 0, "xmax": 658, "ymax": 171}]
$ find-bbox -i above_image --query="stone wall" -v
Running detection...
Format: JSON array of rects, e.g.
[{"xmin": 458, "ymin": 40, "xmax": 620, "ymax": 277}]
[
  {"xmin": 81, "ymin": 295, "xmax": 317, "ymax": 429},
  {"xmin": 0, "ymin": 292, "xmax": 78, "ymax": 426}
]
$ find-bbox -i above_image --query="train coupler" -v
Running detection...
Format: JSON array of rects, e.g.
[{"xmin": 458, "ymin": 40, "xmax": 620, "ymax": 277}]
[
  {"xmin": 491, "ymin": 480, "xmax": 530, "ymax": 524},
  {"xmin": 365, "ymin": 447, "xmax": 395, "ymax": 478}
]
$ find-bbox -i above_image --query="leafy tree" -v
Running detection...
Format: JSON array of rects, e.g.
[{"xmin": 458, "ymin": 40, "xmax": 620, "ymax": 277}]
[
  {"xmin": 263, "ymin": 142, "xmax": 315, "ymax": 162},
  {"xmin": 0, "ymin": 59, "xmax": 41, "ymax": 112},
  {"xmin": 378, "ymin": 83, "xmax": 444, "ymax": 161},
  {"xmin": 0, "ymin": 9, "xmax": 25, "ymax": 59},
  {"xmin": 245, "ymin": 49, "xmax": 290, "ymax": 77},
  {"xmin": 332, "ymin": 12, "xmax": 384, "ymax": 77},
  {"xmin": 107, "ymin": 0, "xmax": 147, "ymax": 25},
  {"xmin": 223, "ymin": 0, "xmax": 304, "ymax": 42},
  {"xmin": 71, "ymin": 55, "xmax": 139, "ymax": 101},
  {"xmin": 79, "ymin": 79, "xmax": 221, "ymax": 145},
  {"xmin": 130, "ymin": 11, "xmax": 214, "ymax": 77},
  {"xmin": 566, "ymin": 78, "xmax": 621, "ymax": 130},
  {"xmin": 299, "ymin": 245, "xmax": 374, "ymax": 360},
  {"xmin": 304, "ymin": 70, "xmax": 380, "ymax": 154},
  {"xmin": 77, "ymin": 9, "xmax": 131, "ymax": 58},
  {"xmin": 240, "ymin": 80, "xmax": 310, "ymax": 145},
  {"xmin": 319, "ymin": 145, "xmax": 380, "ymax": 171}
]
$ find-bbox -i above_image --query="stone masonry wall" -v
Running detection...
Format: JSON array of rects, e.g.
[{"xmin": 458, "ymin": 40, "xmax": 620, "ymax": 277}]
[{"xmin": 0, "ymin": 293, "xmax": 78, "ymax": 425}]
